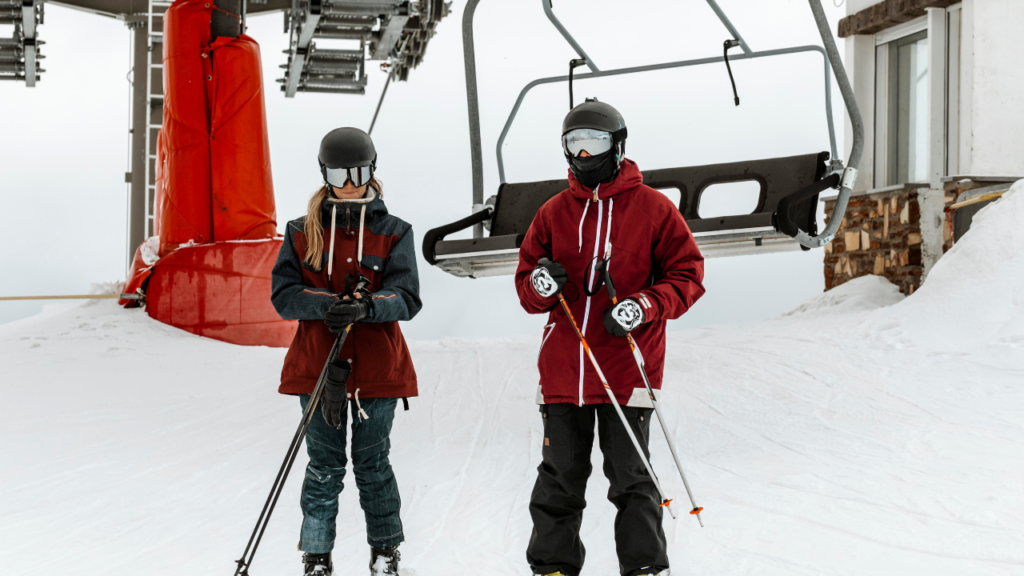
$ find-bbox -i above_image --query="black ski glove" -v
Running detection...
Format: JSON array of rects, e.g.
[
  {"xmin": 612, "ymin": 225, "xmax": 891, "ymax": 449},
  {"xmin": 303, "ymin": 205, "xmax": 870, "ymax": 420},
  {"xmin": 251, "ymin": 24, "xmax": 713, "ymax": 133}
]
[
  {"xmin": 531, "ymin": 258, "xmax": 567, "ymax": 298},
  {"xmin": 604, "ymin": 298, "xmax": 645, "ymax": 337},
  {"xmin": 321, "ymin": 359, "xmax": 351, "ymax": 429},
  {"xmin": 325, "ymin": 298, "xmax": 371, "ymax": 332}
]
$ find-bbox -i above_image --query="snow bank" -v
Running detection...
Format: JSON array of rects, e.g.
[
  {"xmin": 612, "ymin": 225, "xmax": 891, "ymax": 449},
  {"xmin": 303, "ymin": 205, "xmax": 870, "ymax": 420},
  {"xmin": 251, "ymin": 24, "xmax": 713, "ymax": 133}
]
[
  {"xmin": 781, "ymin": 274, "xmax": 903, "ymax": 317},
  {"xmin": 878, "ymin": 180, "xmax": 1024, "ymax": 349}
]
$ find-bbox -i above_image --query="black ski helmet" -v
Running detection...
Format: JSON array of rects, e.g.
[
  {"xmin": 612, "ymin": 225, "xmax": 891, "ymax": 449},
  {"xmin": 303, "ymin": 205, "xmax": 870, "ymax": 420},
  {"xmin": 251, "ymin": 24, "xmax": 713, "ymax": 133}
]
[
  {"xmin": 561, "ymin": 98, "xmax": 628, "ymax": 158},
  {"xmin": 318, "ymin": 127, "xmax": 377, "ymax": 186}
]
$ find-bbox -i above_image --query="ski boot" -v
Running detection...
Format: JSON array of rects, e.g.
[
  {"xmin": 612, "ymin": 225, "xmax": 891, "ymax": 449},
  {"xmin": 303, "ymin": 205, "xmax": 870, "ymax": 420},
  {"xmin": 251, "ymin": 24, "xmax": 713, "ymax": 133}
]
[
  {"xmin": 369, "ymin": 545, "xmax": 401, "ymax": 575},
  {"xmin": 302, "ymin": 552, "xmax": 333, "ymax": 576}
]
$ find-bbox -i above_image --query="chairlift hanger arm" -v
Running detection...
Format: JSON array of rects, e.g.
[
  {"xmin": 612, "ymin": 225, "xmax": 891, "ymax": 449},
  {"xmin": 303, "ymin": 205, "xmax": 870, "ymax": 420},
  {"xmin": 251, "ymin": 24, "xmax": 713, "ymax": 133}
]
[
  {"xmin": 495, "ymin": 44, "xmax": 840, "ymax": 185},
  {"xmin": 462, "ymin": 0, "xmax": 485, "ymax": 238},
  {"xmin": 542, "ymin": 0, "xmax": 599, "ymax": 72},
  {"xmin": 797, "ymin": 0, "xmax": 863, "ymax": 249},
  {"xmin": 705, "ymin": 0, "xmax": 752, "ymax": 54}
]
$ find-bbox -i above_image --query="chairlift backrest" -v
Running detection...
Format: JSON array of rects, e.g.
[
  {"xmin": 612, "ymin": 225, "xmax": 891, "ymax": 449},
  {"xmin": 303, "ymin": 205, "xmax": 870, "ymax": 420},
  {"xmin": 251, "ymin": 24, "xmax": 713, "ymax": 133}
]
[{"xmin": 486, "ymin": 151, "xmax": 829, "ymax": 238}]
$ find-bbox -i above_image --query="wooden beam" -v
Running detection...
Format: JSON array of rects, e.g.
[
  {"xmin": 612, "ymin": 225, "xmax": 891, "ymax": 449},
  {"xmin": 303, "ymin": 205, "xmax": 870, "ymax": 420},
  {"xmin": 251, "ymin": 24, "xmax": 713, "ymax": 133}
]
[{"xmin": 838, "ymin": 0, "xmax": 960, "ymax": 37}]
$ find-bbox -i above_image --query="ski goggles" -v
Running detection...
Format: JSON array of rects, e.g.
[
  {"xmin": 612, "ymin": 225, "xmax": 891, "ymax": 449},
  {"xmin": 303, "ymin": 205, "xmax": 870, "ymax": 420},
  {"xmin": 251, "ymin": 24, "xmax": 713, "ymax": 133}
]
[
  {"xmin": 562, "ymin": 128, "xmax": 614, "ymax": 158},
  {"xmin": 324, "ymin": 164, "xmax": 374, "ymax": 188}
]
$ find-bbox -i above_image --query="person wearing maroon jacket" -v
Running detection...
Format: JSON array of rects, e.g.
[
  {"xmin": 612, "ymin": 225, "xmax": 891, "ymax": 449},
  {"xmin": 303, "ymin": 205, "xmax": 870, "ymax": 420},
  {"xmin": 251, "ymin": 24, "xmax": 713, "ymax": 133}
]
[
  {"xmin": 515, "ymin": 100, "xmax": 705, "ymax": 576},
  {"xmin": 272, "ymin": 128, "xmax": 420, "ymax": 576}
]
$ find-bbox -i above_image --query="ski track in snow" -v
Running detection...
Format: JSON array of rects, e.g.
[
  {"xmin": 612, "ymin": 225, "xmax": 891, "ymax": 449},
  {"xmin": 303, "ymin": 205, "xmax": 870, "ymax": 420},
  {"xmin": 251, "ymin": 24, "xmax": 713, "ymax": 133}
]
[{"xmin": 3, "ymin": 185, "xmax": 1024, "ymax": 575}]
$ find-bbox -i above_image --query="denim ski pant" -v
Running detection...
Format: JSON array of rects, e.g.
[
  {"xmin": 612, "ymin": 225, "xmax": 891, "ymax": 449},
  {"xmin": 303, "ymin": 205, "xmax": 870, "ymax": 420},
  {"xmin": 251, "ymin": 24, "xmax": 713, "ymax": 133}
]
[
  {"xmin": 527, "ymin": 403, "xmax": 669, "ymax": 576},
  {"xmin": 298, "ymin": 394, "xmax": 404, "ymax": 553}
]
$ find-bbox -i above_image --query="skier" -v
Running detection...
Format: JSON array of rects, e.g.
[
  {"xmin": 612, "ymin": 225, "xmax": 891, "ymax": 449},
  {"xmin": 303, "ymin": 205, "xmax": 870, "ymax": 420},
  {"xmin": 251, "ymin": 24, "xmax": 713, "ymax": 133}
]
[
  {"xmin": 515, "ymin": 99, "xmax": 706, "ymax": 576},
  {"xmin": 271, "ymin": 127, "xmax": 421, "ymax": 576}
]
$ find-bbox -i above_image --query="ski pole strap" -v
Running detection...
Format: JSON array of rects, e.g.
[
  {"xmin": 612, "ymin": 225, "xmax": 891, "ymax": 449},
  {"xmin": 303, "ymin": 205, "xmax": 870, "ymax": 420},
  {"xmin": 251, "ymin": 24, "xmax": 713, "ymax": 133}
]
[{"xmin": 402, "ymin": 397, "xmax": 410, "ymax": 411}]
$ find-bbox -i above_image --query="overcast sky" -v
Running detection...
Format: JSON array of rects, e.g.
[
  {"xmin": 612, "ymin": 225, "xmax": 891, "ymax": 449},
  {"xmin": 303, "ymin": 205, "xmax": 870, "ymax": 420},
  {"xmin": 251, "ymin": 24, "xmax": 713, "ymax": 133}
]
[{"xmin": 0, "ymin": 0, "xmax": 847, "ymax": 340}]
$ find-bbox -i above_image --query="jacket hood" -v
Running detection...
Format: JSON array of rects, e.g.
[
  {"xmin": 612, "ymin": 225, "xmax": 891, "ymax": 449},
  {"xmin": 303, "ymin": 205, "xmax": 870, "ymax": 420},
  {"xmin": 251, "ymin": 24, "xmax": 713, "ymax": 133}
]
[
  {"xmin": 321, "ymin": 188, "xmax": 389, "ymax": 221},
  {"xmin": 567, "ymin": 158, "xmax": 643, "ymax": 201}
]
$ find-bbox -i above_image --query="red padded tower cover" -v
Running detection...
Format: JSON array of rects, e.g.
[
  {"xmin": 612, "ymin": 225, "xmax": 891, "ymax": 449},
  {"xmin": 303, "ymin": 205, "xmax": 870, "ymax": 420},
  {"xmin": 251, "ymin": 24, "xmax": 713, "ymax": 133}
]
[
  {"xmin": 157, "ymin": 0, "xmax": 276, "ymax": 254},
  {"xmin": 145, "ymin": 239, "xmax": 297, "ymax": 347},
  {"xmin": 158, "ymin": 0, "xmax": 214, "ymax": 253},
  {"xmin": 121, "ymin": 0, "xmax": 290, "ymax": 348},
  {"xmin": 208, "ymin": 35, "xmax": 277, "ymax": 242}
]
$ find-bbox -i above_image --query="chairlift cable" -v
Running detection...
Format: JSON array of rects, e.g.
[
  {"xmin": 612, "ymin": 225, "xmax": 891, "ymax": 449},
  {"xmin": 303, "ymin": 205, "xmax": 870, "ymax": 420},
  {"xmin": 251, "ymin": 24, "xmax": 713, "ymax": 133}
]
[{"xmin": 368, "ymin": 70, "xmax": 393, "ymax": 136}]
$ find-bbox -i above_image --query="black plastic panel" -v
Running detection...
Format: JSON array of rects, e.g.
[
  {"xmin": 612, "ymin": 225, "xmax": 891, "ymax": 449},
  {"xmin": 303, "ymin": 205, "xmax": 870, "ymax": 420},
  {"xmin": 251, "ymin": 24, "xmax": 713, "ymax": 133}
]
[
  {"xmin": 484, "ymin": 152, "xmax": 828, "ymax": 237},
  {"xmin": 435, "ymin": 234, "xmax": 522, "ymax": 257}
]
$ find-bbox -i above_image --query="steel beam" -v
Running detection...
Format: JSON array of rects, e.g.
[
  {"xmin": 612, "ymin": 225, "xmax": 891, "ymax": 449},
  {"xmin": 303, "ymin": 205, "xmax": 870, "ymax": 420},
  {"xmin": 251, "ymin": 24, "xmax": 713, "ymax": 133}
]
[
  {"xmin": 21, "ymin": 0, "xmax": 37, "ymax": 86},
  {"xmin": 283, "ymin": 0, "xmax": 322, "ymax": 97},
  {"xmin": 369, "ymin": 13, "xmax": 409, "ymax": 59},
  {"xmin": 462, "ymin": 0, "xmax": 483, "ymax": 238},
  {"xmin": 128, "ymin": 25, "xmax": 148, "ymax": 264}
]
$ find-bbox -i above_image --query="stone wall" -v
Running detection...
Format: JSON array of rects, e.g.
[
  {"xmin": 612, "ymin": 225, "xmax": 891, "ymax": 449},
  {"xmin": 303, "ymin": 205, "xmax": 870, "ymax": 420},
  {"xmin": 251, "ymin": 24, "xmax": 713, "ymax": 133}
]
[
  {"xmin": 823, "ymin": 179, "xmax": 1019, "ymax": 294},
  {"xmin": 823, "ymin": 185, "xmax": 938, "ymax": 295}
]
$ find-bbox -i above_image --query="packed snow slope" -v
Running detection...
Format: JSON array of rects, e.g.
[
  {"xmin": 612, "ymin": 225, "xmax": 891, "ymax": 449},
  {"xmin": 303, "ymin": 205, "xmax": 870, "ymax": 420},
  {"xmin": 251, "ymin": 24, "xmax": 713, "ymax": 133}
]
[{"xmin": 3, "ymin": 183, "xmax": 1024, "ymax": 575}]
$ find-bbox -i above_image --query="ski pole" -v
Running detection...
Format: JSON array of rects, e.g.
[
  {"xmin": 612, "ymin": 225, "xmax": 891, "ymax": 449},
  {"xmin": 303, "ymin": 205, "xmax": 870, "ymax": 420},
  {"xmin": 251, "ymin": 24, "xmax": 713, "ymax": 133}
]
[
  {"xmin": 601, "ymin": 262, "xmax": 704, "ymax": 526},
  {"xmin": 234, "ymin": 325, "xmax": 350, "ymax": 569},
  {"xmin": 234, "ymin": 275, "xmax": 369, "ymax": 575},
  {"xmin": 233, "ymin": 325, "xmax": 351, "ymax": 575},
  {"xmin": 556, "ymin": 292, "xmax": 678, "ymax": 519}
]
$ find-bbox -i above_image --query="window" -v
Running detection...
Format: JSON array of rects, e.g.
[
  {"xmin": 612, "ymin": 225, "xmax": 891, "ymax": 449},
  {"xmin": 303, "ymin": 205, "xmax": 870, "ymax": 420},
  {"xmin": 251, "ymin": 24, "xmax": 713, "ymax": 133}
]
[{"xmin": 877, "ymin": 30, "xmax": 929, "ymax": 186}]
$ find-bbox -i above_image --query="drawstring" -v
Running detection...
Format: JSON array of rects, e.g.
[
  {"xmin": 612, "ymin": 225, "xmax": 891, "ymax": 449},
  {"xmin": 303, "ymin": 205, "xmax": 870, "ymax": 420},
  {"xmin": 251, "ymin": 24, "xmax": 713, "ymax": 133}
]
[
  {"xmin": 604, "ymin": 197, "xmax": 614, "ymax": 259},
  {"xmin": 354, "ymin": 388, "xmax": 370, "ymax": 421},
  {"xmin": 327, "ymin": 204, "xmax": 338, "ymax": 281},
  {"xmin": 577, "ymin": 183, "xmax": 600, "ymax": 252},
  {"xmin": 357, "ymin": 204, "xmax": 366, "ymax": 265},
  {"xmin": 325, "ymin": 189, "xmax": 375, "ymax": 273}
]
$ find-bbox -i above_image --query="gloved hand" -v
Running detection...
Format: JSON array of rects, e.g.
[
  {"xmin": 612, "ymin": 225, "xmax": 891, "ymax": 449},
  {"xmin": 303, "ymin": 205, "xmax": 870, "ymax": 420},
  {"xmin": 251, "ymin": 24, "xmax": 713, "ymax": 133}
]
[
  {"xmin": 531, "ymin": 258, "xmax": 567, "ymax": 298},
  {"xmin": 321, "ymin": 359, "xmax": 351, "ymax": 429},
  {"xmin": 325, "ymin": 297, "xmax": 371, "ymax": 332},
  {"xmin": 604, "ymin": 298, "xmax": 645, "ymax": 337}
]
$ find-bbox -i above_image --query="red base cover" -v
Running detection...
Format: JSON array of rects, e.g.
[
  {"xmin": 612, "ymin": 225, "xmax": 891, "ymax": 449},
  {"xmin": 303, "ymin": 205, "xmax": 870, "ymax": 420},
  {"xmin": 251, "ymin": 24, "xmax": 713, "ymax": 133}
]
[{"xmin": 144, "ymin": 239, "xmax": 297, "ymax": 348}]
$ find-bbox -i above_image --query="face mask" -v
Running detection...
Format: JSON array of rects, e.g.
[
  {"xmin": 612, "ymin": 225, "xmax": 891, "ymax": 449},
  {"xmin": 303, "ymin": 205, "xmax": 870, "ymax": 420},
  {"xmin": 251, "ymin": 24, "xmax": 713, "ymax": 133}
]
[{"xmin": 568, "ymin": 148, "xmax": 620, "ymax": 188}]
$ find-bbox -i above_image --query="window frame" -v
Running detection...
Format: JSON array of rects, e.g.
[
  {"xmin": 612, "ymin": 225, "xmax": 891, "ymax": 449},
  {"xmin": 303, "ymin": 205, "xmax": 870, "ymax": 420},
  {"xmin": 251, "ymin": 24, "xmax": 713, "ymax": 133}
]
[{"xmin": 874, "ymin": 17, "xmax": 928, "ymax": 188}]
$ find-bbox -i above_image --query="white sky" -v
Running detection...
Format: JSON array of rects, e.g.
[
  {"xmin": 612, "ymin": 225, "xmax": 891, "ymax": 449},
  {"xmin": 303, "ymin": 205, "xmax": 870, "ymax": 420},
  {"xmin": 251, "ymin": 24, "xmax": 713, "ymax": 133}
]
[{"xmin": 0, "ymin": 0, "xmax": 847, "ymax": 339}]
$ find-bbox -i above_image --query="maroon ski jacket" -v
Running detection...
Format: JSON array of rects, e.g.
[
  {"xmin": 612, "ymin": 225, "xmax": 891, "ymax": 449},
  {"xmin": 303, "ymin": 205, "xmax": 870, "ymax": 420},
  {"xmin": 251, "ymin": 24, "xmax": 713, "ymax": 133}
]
[
  {"xmin": 515, "ymin": 159, "xmax": 705, "ymax": 407},
  {"xmin": 271, "ymin": 192, "xmax": 420, "ymax": 398}
]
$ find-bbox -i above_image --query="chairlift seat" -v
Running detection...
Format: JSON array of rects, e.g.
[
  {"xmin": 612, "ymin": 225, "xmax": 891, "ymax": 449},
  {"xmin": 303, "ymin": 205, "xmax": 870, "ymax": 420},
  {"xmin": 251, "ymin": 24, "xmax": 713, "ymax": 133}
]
[{"xmin": 423, "ymin": 152, "xmax": 832, "ymax": 278}]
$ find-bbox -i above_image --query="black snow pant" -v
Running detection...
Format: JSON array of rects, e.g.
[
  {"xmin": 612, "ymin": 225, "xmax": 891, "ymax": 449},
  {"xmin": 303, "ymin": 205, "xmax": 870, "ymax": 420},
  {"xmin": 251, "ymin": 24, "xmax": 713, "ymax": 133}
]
[{"xmin": 526, "ymin": 402, "xmax": 669, "ymax": 576}]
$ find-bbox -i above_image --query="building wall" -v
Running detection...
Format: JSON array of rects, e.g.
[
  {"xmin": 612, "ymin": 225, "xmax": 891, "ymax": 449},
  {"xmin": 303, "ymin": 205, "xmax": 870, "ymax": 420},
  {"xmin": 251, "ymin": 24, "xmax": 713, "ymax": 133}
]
[
  {"xmin": 968, "ymin": 0, "xmax": 1024, "ymax": 175},
  {"xmin": 823, "ymin": 186, "xmax": 953, "ymax": 294},
  {"xmin": 828, "ymin": 0, "xmax": 1024, "ymax": 295}
]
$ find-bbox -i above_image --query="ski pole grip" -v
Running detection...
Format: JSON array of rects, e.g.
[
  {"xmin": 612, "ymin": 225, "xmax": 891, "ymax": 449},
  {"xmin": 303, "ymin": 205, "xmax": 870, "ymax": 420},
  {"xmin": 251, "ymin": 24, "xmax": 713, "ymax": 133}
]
[{"xmin": 600, "ymin": 260, "xmax": 617, "ymax": 300}]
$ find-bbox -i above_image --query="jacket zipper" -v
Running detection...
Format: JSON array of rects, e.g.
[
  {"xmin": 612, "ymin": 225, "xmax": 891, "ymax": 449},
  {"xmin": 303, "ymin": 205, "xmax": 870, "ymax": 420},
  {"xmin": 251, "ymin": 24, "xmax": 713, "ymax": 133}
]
[{"xmin": 579, "ymin": 197, "xmax": 603, "ymax": 406}]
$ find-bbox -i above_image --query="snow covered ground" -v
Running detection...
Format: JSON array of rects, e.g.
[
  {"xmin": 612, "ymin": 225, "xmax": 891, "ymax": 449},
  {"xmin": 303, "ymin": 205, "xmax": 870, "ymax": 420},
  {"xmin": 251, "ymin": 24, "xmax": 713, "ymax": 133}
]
[{"xmin": 3, "ymin": 184, "xmax": 1024, "ymax": 576}]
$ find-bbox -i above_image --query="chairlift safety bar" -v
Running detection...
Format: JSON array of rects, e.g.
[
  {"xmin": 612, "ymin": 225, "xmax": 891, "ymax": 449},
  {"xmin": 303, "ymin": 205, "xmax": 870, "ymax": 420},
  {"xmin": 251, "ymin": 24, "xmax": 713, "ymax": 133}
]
[{"xmin": 495, "ymin": 45, "xmax": 840, "ymax": 186}]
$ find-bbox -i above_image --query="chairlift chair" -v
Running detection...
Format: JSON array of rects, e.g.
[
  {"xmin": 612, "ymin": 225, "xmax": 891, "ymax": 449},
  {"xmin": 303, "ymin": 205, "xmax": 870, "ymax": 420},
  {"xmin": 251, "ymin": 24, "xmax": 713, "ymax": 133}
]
[{"xmin": 423, "ymin": 0, "xmax": 864, "ymax": 279}]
